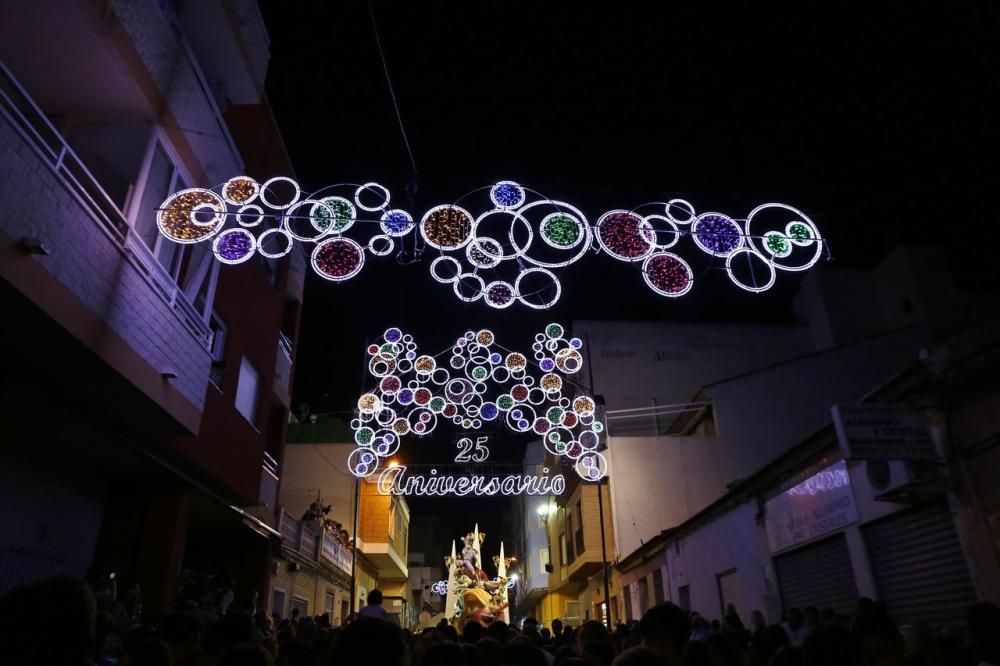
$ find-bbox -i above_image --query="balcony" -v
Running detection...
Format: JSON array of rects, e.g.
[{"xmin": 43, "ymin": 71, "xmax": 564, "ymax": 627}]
[
  {"xmin": 277, "ymin": 508, "xmax": 352, "ymax": 578},
  {"xmin": 259, "ymin": 452, "xmax": 279, "ymax": 515},
  {"xmin": 0, "ymin": 62, "xmax": 213, "ymax": 419}
]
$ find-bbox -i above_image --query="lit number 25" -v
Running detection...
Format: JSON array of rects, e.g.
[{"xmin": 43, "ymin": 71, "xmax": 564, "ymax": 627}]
[{"xmin": 455, "ymin": 436, "xmax": 490, "ymax": 463}]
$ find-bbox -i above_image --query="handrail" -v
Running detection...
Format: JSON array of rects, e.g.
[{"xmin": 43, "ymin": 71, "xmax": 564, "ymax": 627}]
[{"xmin": 0, "ymin": 61, "xmax": 212, "ymax": 347}]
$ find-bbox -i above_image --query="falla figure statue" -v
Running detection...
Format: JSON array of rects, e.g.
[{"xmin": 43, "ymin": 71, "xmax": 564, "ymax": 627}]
[{"xmin": 442, "ymin": 525, "xmax": 509, "ymax": 629}]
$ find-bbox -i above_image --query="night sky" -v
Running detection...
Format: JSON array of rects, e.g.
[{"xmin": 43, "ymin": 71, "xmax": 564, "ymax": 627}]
[{"xmin": 259, "ymin": 2, "xmax": 1000, "ymax": 549}]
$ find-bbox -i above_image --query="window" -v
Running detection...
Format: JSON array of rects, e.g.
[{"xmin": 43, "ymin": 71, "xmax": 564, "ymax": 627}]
[
  {"xmin": 290, "ymin": 596, "xmax": 309, "ymax": 618},
  {"xmin": 678, "ymin": 585, "xmax": 691, "ymax": 612},
  {"xmin": 574, "ymin": 499, "xmax": 585, "ymax": 555},
  {"xmin": 559, "ymin": 533, "xmax": 567, "ymax": 567},
  {"xmin": 271, "ymin": 588, "xmax": 287, "ymax": 618},
  {"xmin": 565, "ymin": 506, "xmax": 575, "ymax": 564},
  {"xmin": 636, "ymin": 578, "xmax": 649, "ymax": 615},
  {"xmin": 623, "ymin": 583, "xmax": 633, "ymax": 620},
  {"xmin": 652, "ymin": 568, "xmax": 665, "ymax": 605},
  {"xmin": 134, "ymin": 142, "xmax": 187, "ymax": 277},
  {"xmin": 325, "ymin": 592, "xmax": 335, "ymax": 613},
  {"xmin": 235, "ymin": 355, "xmax": 261, "ymax": 426},
  {"xmin": 539, "ymin": 548, "xmax": 550, "ymax": 575}
]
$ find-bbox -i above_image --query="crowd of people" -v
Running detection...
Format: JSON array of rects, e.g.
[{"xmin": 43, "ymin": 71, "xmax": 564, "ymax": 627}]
[{"xmin": 0, "ymin": 575, "xmax": 998, "ymax": 666}]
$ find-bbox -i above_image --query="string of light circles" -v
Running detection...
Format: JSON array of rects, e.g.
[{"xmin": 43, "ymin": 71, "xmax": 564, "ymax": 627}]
[
  {"xmin": 348, "ymin": 323, "xmax": 608, "ymax": 482},
  {"xmin": 156, "ymin": 177, "xmax": 826, "ymax": 308}
]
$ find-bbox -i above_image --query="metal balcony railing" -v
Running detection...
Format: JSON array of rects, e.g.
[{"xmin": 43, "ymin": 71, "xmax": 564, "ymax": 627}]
[
  {"xmin": 0, "ymin": 61, "xmax": 212, "ymax": 348},
  {"xmin": 277, "ymin": 508, "xmax": 352, "ymax": 577}
]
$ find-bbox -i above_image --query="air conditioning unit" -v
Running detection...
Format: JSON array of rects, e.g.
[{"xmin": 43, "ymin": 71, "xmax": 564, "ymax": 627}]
[{"xmin": 865, "ymin": 459, "xmax": 941, "ymax": 503}]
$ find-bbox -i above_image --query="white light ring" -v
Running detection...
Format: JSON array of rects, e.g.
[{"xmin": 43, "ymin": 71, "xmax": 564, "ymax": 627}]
[
  {"xmin": 375, "ymin": 407, "xmax": 397, "ymax": 427},
  {"xmin": 575, "ymin": 450, "xmax": 608, "ymax": 481},
  {"xmin": 595, "ymin": 209, "xmax": 657, "ymax": 262},
  {"xmin": 285, "ymin": 199, "xmax": 335, "ymax": 242},
  {"xmin": 514, "ymin": 267, "xmax": 562, "ymax": 310},
  {"xmin": 527, "ymin": 387, "xmax": 547, "ymax": 406},
  {"xmin": 310, "ymin": 237, "xmax": 365, "ymax": 282},
  {"xmin": 420, "ymin": 204, "xmax": 475, "ymax": 250},
  {"xmin": 745, "ymin": 203, "xmax": 823, "ymax": 272},
  {"xmin": 348, "ymin": 448, "xmax": 379, "ymax": 478},
  {"xmin": 516, "ymin": 200, "xmax": 592, "ymax": 268},
  {"xmin": 692, "ymin": 212, "xmax": 746, "ymax": 258},
  {"xmin": 641, "ymin": 252, "xmax": 695, "ymax": 298},
  {"xmin": 355, "ymin": 182, "xmax": 390, "ymax": 212},
  {"xmin": 380, "ymin": 209, "xmax": 415, "ymax": 237},
  {"xmin": 259, "ymin": 176, "xmax": 301, "ymax": 210},
  {"xmin": 490, "ymin": 365, "xmax": 511, "ymax": 383},
  {"xmin": 368, "ymin": 234, "xmax": 395, "ymax": 257},
  {"xmin": 157, "ymin": 188, "xmax": 226, "ymax": 244},
  {"xmin": 644, "ymin": 214, "xmax": 681, "ymax": 249},
  {"xmin": 453, "ymin": 273, "xmax": 485, "ymax": 303},
  {"xmin": 311, "ymin": 196, "xmax": 356, "ymax": 235},
  {"xmin": 763, "ymin": 230, "xmax": 794, "ymax": 258},
  {"xmin": 212, "ymin": 228, "xmax": 257, "ymax": 265},
  {"xmin": 191, "ymin": 202, "xmax": 224, "ymax": 227},
  {"xmin": 429, "ymin": 255, "xmax": 462, "ymax": 283},
  {"xmin": 538, "ymin": 211, "xmax": 587, "ymax": 252},
  {"xmin": 222, "ymin": 176, "xmax": 260, "ymax": 205},
  {"xmin": 470, "ymin": 208, "xmax": 532, "ymax": 261},
  {"xmin": 467, "ymin": 238, "xmax": 504, "ymax": 268},
  {"xmin": 484, "ymin": 280, "xmax": 517, "ymax": 309},
  {"xmin": 725, "ymin": 247, "xmax": 776, "ymax": 293},
  {"xmin": 236, "ymin": 204, "xmax": 264, "ymax": 227},
  {"xmin": 257, "ymin": 227, "xmax": 295, "ymax": 259},
  {"xmin": 431, "ymin": 368, "xmax": 451, "ymax": 386},
  {"xmin": 665, "ymin": 199, "xmax": 696, "ymax": 225},
  {"xmin": 490, "ymin": 180, "xmax": 526, "ymax": 210},
  {"xmin": 785, "ymin": 221, "xmax": 815, "ymax": 247}
]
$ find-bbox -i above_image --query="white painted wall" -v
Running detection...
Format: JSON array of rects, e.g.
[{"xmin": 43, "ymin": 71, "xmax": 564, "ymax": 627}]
[
  {"xmin": 280, "ymin": 443, "xmax": 357, "ymax": 531},
  {"xmin": 572, "ymin": 320, "xmax": 813, "ymax": 414}
]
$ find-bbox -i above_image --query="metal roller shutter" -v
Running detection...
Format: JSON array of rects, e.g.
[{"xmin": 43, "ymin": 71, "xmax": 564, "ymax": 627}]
[
  {"xmin": 718, "ymin": 569, "xmax": 742, "ymax": 618},
  {"xmin": 862, "ymin": 504, "xmax": 976, "ymax": 628},
  {"xmin": 774, "ymin": 533, "xmax": 857, "ymax": 615}
]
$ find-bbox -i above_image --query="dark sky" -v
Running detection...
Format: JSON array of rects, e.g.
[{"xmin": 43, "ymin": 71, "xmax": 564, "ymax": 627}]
[{"xmin": 260, "ymin": 1, "xmax": 1000, "ymax": 548}]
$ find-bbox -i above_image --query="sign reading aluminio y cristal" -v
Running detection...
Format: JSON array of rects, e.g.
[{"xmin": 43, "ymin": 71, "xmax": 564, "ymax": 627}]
[
  {"xmin": 831, "ymin": 404, "xmax": 936, "ymax": 461},
  {"xmin": 765, "ymin": 460, "xmax": 859, "ymax": 553}
]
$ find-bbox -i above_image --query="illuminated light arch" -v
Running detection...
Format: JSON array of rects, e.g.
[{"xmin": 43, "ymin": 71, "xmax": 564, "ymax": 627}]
[
  {"xmin": 348, "ymin": 324, "xmax": 608, "ymax": 483},
  {"xmin": 154, "ymin": 177, "xmax": 827, "ymax": 308}
]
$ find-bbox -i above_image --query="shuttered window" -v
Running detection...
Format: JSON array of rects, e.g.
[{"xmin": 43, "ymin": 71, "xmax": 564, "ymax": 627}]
[
  {"xmin": 774, "ymin": 533, "xmax": 857, "ymax": 615},
  {"xmin": 717, "ymin": 569, "xmax": 742, "ymax": 619},
  {"xmin": 862, "ymin": 504, "xmax": 976, "ymax": 628}
]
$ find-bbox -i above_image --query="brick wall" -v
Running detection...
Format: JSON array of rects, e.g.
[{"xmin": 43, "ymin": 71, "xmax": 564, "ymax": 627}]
[{"xmin": 0, "ymin": 112, "xmax": 211, "ymax": 410}]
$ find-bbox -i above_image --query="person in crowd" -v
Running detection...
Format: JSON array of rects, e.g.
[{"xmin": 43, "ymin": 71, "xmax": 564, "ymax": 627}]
[
  {"xmin": 783, "ymin": 608, "xmax": 812, "ymax": 648},
  {"xmin": 612, "ymin": 645, "xmax": 660, "ymax": 666},
  {"xmin": 336, "ymin": 616, "xmax": 409, "ymax": 665},
  {"xmin": 501, "ymin": 636, "xmax": 548, "ymax": 666},
  {"xmin": 359, "ymin": 588, "xmax": 389, "ymax": 620},
  {"xmin": 969, "ymin": 602, "xmax": 1000, "ymax": 666},
  {"xmin": 690, "ymin": 615, "xmax": 711, "ymax": 642},
  {"xmin": 477, "ymin": 636, "xmax": 504, "ymax": 666},
  {"xmin": 551, "ymin": 619, "xmax": 564, "ymax": 645},
  {"xmin": 638, "ymin": 603, "xmax": 689, "ymax": 666},
  {"xmin": 464, "ymin": 619, "xmax": 486, "ymax": 644},
  {"xmin": 0, "ymin": 576, "xmax": 98, "ymax": 666}
]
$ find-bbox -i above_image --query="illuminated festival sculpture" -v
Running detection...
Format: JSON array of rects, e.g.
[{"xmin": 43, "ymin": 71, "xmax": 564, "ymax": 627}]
[
  {"xmin": 438, "ymin": 526, "xmax": 511, "ymax": 629},
  {"xmin": 155, "ymin": 178, "xmax": 825, "ymax": 309},
  {"xmin": 348, "ymin": 323, "xmax": 608, "ymax": 485}
]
